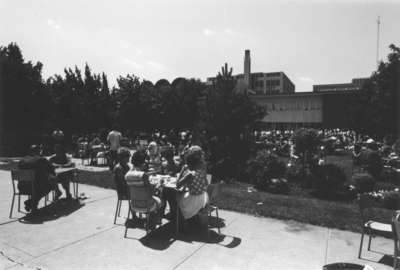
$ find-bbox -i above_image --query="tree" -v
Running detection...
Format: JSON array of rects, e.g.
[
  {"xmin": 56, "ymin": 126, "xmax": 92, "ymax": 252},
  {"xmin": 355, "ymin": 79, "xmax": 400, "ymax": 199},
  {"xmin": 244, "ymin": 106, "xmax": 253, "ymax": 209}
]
[
  {"xmin": 292, "ymin": 128, "xmax": 321, "ymax": 169},
  {"xmin": 350, "ymin": 44, "xmax": 399, "ymax": 138},
  {"xmin": 200, "ymin": 63, "xmax": 266, "ymax": 180},
  {"xmin": 0, "ymin": 43, "xmax": 52, "ymax": 155}
]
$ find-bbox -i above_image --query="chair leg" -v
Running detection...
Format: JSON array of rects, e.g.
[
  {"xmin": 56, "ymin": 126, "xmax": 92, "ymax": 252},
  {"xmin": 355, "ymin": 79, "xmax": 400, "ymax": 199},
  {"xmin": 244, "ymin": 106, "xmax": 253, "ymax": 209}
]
[
  {"xmin": 215, "ymin": 208, "xmax": 221, "ymax": 234},
  {"xmin": 367, "ymin": 234, "xmax": 372, "ymax": 251},
  {"xmin": 358, "ymin": 231, "xmax": 365, "ymax": 259},
  {"xmin": 117, "ymin": 200, "xmax": 122, "ymax": 217},
  {"xmin": 146, "ymin": 213, "xmax": 150, "ymax": 235},
  {"xmin": 124, "ymin": 203, "xmax": 131, "ymax": 238},
  {"xmin": 9, "ymin": 195, "xmax": 15, "ymax": 218},
  {"xmin": 18, "ymin": 195, "xmax": 21, "ymax": 212},
  {"xmin": 114, "ymin": 200, "xmax": 120, "ymax": 224},
  {"xmin": 176, "ymin": 209, "xmax": 180, "ymax": 236}
]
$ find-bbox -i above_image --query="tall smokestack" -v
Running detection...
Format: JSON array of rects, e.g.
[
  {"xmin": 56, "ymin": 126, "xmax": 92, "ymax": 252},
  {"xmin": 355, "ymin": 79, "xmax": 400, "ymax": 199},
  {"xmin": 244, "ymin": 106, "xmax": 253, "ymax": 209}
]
[{"xmin": 244, "ymin": 49, "xmax": 251, "ymax": 88}]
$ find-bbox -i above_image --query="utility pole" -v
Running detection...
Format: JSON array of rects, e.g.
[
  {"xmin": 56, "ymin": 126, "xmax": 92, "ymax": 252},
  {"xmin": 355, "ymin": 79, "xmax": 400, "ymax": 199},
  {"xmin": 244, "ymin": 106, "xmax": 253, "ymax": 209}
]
[{"xmin": 376, "ymin": 16, "xmax": 381, "ymax": 68}]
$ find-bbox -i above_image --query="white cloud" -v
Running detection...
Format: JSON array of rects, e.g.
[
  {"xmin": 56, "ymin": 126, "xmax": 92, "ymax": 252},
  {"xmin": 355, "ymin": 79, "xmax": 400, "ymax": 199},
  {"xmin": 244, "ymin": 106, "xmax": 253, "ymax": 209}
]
[
  {"xmin": 298, "ymin": 76, "xmax": 314, "ymax": 83},
  {"xmin": 147, "ymin": 61, "xmax": 166, "ymax": 70},
  {"xmin": 224, "ymin": 28, "xmax": 234, "ymax": 35},
  {"xmin": 123, "ymin": 58, "xmax": 143, "ymax": 69},
  {"xmin": 47, "ymin": 19, "xmax": 61, "ymax": 30},
  {"xmin": 202, "ymin": 28, "xmax": 214, "ymax": 36},
  {"xmin": 120, "ymin": 40, "xmax": 143, "ymax": 55}
]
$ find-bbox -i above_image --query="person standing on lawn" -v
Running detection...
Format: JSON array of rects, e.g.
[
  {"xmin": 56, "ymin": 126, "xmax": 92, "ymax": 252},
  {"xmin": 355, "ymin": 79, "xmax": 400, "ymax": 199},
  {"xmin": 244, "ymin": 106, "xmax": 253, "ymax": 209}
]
[{"xmin": 107, "ymin": 126, "xmax": 122, "ymax": 170}]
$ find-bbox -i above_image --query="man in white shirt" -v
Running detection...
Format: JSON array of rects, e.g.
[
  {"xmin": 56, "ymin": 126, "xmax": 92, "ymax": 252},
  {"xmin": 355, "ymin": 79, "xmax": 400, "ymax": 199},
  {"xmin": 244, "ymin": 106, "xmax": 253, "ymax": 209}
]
[{"xmin": 107, "ymin": 127, "xmax": 122, "ymax": 170}]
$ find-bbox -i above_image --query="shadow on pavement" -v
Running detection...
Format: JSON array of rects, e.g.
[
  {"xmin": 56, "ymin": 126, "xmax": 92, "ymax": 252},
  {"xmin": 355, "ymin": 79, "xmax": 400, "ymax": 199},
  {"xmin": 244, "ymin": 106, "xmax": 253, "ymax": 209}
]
[
  {"xmin": 125, "ymin": 216, "xmax": 241, "ymax": 251},
  {"xmin": 378, "ymin": 254, "xmax": 395, "ymax": 267},
  {"xmin": 19, "ymin": 198, "xmax": 84, "ymax": 224}
]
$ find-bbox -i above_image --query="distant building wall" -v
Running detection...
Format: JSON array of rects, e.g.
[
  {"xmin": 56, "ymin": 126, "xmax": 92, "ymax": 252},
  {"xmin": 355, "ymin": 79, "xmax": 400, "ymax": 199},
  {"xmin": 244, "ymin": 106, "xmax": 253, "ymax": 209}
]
[{"xmin": 251, "ymin": 93, "xmax": 322, "ymax": 124}]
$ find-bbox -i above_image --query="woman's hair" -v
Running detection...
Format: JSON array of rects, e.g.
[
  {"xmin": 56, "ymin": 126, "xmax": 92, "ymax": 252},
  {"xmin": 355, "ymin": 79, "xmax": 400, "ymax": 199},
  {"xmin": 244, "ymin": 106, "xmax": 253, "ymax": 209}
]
[
  {"xmin": 117, "ymin": 147, "xmax": 131, "ymax": 162},
  {"xmin": 131, "ymin": 150, "xmax": 147, "ymax": 167},
  {"xmin": 161, "ymin": 147, "xmax": 174, "ymax": 161},
  {"xmin": 184, "ymin": 145, "xmax": 204, "ymax": 169}
]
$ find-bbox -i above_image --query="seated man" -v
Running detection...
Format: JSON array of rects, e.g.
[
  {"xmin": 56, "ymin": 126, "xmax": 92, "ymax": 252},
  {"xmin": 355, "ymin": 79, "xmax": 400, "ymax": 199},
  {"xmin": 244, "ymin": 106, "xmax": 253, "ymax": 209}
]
[
  {"xmin": 49, "ymin": 144, "xmax": 74, "ymax": 199},
  {"xmin": 18, "ymin": 145, "xmax": 56, "ymax": 212}
]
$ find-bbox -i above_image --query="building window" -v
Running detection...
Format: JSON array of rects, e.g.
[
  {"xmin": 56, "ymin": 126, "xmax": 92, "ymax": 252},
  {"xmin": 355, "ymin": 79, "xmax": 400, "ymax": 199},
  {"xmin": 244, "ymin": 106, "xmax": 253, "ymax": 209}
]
[{"xmin": 254, "ymin": 80, "xmax": 264, "ymax": 88}]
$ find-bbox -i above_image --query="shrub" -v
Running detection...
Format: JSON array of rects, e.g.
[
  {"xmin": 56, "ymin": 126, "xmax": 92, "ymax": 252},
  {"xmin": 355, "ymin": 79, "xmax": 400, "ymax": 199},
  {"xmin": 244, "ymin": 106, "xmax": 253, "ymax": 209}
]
[
  {"xmin": 246, "ymin": 150, "xmax": 287, "ymax": 189},
  {"xmin": 352, "ymin": 173, "xmax": 375, "ymax": 193},
  {"xmin": 382, "ymin": 191, "xmax": 400, "ymax": 209},
  {"xmin": 292, "ymin": 128, "xmax": 322, "ymax": 167},
  {"xmin": 312, "ymin": 164, "xmax": 347, "ymax": 196},
  {"xmin": 359, "ymin": 149, "xmax": 383, "ymax": 178},
  {"xmin": 366, "ymin": 189, "xmax": 400, "ymax": 210},
  {"xmin": 260, "ymin": 178, "xmax": 290, "ymax": 194}
]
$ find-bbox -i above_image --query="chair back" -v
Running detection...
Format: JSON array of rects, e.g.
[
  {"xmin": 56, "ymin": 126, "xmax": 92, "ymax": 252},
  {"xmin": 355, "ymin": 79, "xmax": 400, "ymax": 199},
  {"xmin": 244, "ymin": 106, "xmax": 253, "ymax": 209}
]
[
  {"xmin": 125, "ymin": 171, "xmax": 153, "ymax": 210},
  {"xmin": 127, "ymin": 184, "xmax": 153, "ymax": 211},
  {"xmin": 11, "ymin": 170, "xmax": 35, "ymax": 182}
]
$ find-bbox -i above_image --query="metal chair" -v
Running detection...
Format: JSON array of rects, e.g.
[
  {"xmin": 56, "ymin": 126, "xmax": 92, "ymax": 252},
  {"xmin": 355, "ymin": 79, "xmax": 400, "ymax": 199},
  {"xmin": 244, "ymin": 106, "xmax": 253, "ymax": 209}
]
[
  {"xmin": 205, "ymin": 178, "xmax": 222, "ymax": 235},
  {"xmin": 10, "ymin": 170, "xmax": 35, "ymax": 218},
  {"xmin": 112, "ymin": 174, "xmax": 129, "ymax": 224},
  {"xmin": 358, "ymin": 194, "xmax": 393, "ymax": 258},
  {"xmin": 124, "ymin": 183, "xmax": 162, "ymax": 237},
  {"xmin": 175, "ymin": 174, "xmax": 221, "ymax": 236},
  {"xmin": 392, "ymin": 211, "xmax": 400, "ymax": 269}
]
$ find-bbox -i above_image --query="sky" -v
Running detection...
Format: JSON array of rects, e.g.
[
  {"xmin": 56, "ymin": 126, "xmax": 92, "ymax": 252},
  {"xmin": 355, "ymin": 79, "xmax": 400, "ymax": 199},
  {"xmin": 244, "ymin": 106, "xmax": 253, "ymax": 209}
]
[{"xmin": 1, "ymin": 0, "xmax": 399, "ymax": 92}]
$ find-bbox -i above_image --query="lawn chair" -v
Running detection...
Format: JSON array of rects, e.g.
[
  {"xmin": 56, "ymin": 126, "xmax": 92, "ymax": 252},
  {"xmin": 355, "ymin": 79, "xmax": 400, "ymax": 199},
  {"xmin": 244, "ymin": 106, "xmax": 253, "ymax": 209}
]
[
  {"xmin": 113, "ymin": 176, "xmax": 129, "ymax": 225},
  {"xmin": 124, "ymin": 184, "xmax": 162, "ymax": 237},
  {"xmin": 205, "ymin": 177, "xmax": 222, "ymax": 235},
  {"xmin": 175, "ymin": 174, "xmax": 222, "ymax": 237},
  {"xmin": 358, "ymin": 194, "xmax": 393, "ymax": 258},
  {"xmin": 10, "ymin": 170, "xmax": 35, "ymax": 218},
  {"xmin": 392, "ymin": 211, "xmax": 400, "ymax": 269}
]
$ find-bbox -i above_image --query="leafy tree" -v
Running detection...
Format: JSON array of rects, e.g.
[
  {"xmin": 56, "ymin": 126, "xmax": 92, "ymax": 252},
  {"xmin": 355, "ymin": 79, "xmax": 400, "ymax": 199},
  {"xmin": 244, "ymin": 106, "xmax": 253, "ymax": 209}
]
[
  {"xmin": 0, "ymin": 43, "xmax": 52, "ymax": 155},
  {"xmin": 350, "ymin": 44, "xmax": 399, "ymax": 138},
  {"xmin": 292, "ymin": 128, "xmax": 321, "ymax": 169},
  {"xmin": 201, "ymin": 63, "xmax": 266, "ymax": 180}
]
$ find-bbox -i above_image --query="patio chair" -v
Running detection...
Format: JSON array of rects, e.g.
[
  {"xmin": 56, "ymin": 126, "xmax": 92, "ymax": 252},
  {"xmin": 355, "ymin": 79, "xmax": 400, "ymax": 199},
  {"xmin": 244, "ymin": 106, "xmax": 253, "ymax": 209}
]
[
  {"xmin": 392, "ymin": 211, "xmax": 400, "ymax": 269},
  {"xmin": 175, "ymin": 174, "xmax": 221, "ymax": 236},
  {"xmin": 124, "ymin": 184, "xmax": 162, "ymax": 237},
  {"xmin": 358, "ymin": 194, "xmax": 393, "ymax": 258},
  {"xmin": 113, "ymin": 179, "xmax": 129, "ymax": 225},
  {"xmin": 205, "ymin": 178, "xmax": 222, "ymax": 235},
  {"xmin": 10, "ymin": 170, "xmax": 35, "ymax": 218}
]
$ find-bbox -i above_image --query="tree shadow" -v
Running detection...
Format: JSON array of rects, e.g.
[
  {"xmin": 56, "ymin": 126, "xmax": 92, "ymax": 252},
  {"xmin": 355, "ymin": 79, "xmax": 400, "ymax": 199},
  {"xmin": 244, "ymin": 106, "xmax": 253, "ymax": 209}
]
[
  {"xmin": 125, "ymin": 216, "xmax": 241, "ymax": 251},
  {"xmin": 19, "ymin": 198, "xmax": 84, "ymax": 224}
]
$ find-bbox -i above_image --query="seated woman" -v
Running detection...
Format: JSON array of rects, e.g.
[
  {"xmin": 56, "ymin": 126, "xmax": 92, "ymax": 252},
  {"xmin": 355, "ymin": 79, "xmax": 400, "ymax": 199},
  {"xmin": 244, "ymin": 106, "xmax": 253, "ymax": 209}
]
[
  {"xmin": 176, "ymin": 146, "xmax": 209, "ymax": 227},
  {"xmin": 125, "ymin": 150, "xmax": 163, "ymax": 224},
  {"xmin": 146, "ymin": 141, "xmax": 162, "ymax": 174},
  {"xmin": 160, "ymin": 147, "xmax": 181, "ymax": 219},
  {"xmin": 113, "ymin": 147, "xmax": 131, "ymax": 199},
  {"xmin": 161, "ymin": 147, "xmax": 181, "ymax": 176},
  {"xmin": 49, "ymin": 144, "xmax": 74, "ymax": 199}
]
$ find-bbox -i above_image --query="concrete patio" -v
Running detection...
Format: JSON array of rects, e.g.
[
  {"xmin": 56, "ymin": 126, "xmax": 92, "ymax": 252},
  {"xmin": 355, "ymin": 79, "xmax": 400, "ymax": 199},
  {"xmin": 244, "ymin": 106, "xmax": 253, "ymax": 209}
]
[{"xmin": 0, "ymin": 168, "xmax": 395, "ymax": 270}]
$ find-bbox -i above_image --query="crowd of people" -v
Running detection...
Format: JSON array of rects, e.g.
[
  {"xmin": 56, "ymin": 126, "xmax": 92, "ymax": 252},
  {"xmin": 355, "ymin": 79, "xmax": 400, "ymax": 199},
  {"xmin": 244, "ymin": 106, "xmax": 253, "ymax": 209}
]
[{"xmin": 16, "ymin": 126, "xmax": 399, "ymax": 231}]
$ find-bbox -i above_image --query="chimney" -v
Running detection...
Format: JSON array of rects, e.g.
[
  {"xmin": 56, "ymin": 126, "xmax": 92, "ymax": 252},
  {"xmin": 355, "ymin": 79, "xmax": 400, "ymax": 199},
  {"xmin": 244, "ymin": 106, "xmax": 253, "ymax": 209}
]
[{"xmin": 244, "ymin": 49, "xmax": 251, "ymax": 88}]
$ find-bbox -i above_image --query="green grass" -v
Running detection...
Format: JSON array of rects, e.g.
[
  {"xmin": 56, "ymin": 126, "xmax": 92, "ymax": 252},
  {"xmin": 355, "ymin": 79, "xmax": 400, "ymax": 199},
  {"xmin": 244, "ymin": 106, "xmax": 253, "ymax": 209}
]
[{"xmin": 214, "ymin": 182, "xmax": 394, "ymax": 233}]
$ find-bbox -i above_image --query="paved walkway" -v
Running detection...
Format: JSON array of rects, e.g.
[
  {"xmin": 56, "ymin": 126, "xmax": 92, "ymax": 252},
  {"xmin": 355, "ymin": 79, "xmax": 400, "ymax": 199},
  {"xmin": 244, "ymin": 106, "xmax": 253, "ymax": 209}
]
[{"xmin": 0, "ymin": 168, "xmax": 394, "ymax": 270}]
